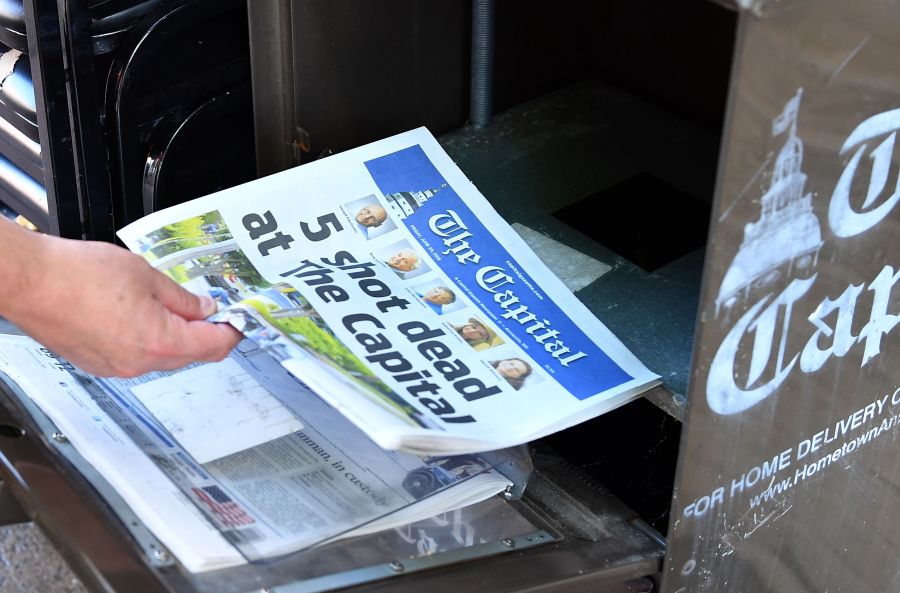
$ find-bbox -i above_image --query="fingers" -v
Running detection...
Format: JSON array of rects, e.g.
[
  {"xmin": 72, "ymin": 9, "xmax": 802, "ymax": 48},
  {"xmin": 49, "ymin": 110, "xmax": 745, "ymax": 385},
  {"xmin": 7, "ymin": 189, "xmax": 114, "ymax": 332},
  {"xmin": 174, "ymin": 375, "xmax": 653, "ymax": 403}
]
[
  {"xmin": 105, "ymin": 322, "xmax": 242, "ymax": 378},
  {"xmin": 171, "ymin": 319, "xmax": 243, "ymax": 363},
  {"xmin": 150, "ymin": 268, "xmax": 218, "ymax": 320},
  {"xmin": 132, "ymin": 258, "xmax": 242, "ymax": 374}
]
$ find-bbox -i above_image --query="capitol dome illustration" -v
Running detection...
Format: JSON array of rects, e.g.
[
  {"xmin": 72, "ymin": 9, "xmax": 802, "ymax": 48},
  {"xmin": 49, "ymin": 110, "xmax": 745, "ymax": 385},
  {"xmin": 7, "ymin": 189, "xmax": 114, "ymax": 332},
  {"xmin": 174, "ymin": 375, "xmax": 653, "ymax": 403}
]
[
  {"xmin": 716, "ymin": 89, "xmax": 823, "ymax": 315},
  {"xmin": 385, "ymin": 184, "xmax": 447, "ymax": 220}
]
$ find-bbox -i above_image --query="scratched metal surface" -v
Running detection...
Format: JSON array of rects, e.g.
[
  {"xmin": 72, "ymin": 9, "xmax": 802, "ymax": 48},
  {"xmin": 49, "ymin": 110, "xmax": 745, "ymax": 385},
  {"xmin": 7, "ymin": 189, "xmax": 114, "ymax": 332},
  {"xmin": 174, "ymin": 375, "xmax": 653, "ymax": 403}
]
[{"xmin": 662, "ymin": 0, "xmax": 900, "ymax": 591}]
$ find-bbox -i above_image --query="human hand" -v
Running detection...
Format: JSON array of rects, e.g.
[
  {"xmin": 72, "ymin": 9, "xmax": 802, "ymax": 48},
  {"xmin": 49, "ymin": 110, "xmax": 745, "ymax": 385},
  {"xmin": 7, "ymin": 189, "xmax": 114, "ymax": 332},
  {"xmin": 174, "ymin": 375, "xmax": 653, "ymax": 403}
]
[{"xmin": 2, "ymin": 226, "xmax": 242, "ymax": 377}]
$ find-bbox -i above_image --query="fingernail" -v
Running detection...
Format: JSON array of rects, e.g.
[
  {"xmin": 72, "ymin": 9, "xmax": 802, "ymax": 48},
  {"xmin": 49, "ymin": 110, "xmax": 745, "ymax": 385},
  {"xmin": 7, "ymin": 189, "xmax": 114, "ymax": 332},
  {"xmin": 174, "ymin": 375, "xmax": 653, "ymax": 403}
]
[{"xmin": 200, "ymin": 295, "xmax": 217, "ymax": 316}]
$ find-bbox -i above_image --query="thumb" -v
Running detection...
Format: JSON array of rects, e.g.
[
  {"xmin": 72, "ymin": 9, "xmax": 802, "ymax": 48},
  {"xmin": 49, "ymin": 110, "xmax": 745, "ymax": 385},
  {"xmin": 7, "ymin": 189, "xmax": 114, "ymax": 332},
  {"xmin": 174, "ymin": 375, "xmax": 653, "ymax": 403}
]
[{"xmin": 151, "ymin": 271, "xmax": 217, "ymax": 320}]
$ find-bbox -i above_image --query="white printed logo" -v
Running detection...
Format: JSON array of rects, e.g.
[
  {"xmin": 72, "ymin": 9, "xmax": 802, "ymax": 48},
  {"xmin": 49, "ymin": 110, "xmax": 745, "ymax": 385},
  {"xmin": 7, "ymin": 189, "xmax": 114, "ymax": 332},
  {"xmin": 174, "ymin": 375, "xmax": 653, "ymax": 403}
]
[
  {"xmin": 707, "ymin": 90, "xmax": 900, "ymax": 415},
  {"xmin": 715, "ymin": 89, "xmax": 823, "ymax": 317},
  {"xmin": 830, "ymin": 108, "xmax": 900, "ymax": 237}
]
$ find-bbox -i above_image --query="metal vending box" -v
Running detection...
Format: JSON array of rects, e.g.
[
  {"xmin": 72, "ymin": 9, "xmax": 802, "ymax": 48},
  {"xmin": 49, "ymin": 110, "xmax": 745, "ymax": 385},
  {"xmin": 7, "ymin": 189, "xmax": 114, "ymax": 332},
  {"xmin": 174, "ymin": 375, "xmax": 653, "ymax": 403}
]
[{"xmin": 662, "ymin": 0, "xmax": 900, "ymax": 591}]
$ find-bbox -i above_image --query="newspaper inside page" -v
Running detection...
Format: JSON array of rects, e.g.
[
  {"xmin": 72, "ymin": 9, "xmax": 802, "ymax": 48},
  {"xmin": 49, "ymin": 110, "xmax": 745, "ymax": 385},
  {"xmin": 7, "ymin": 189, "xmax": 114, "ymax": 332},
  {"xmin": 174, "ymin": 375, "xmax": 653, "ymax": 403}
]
[
  {"xmin": 118, "ymin": 128, "xmax": 659, "ymax": 454},
  {"xmin": 0, "ymin": 335, "xmax": 242, "ymax": 572},
  {"xmin": 0, "ymin": 334, "xmax": 511, "ymax": 566}
]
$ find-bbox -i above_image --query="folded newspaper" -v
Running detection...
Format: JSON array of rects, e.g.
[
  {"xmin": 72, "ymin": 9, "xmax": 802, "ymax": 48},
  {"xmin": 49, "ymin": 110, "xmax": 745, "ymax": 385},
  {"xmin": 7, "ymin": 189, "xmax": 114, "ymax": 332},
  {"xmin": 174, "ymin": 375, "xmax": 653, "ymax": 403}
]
[{"xmin": 119, "ymin": 127, "xmax": 660, "ymax": 456}]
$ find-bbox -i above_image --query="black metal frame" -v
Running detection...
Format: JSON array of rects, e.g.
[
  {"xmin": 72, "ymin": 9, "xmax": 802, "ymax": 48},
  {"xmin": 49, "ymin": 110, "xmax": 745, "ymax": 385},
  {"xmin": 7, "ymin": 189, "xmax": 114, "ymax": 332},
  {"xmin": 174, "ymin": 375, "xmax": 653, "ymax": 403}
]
[{"xmin": 23, "ymin": 0, "xmax": 114, "ymax": 240}]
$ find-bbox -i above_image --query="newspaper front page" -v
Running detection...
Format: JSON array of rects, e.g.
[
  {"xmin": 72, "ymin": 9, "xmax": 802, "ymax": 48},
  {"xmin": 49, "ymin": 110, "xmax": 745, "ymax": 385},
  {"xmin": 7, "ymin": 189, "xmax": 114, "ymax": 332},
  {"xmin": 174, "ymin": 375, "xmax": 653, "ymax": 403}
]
[
  {"xmin": 0, "ymin": 335, "xmax": 511, "ymax": 570},
  {"xmin": 119, "ymin": 128, "xmax": 659, "ymax": 454}
]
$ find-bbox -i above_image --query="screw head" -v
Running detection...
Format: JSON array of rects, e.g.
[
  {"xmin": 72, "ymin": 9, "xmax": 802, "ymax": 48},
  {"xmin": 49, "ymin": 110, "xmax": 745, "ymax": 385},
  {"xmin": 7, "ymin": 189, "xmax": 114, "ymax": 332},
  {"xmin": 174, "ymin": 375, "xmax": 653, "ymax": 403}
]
[
  {"xmin": 51, "ymin": 432, "xmax": 67, "ymax": 443},
  {"xmin": 501, "ymin": 537, "xmax": 516, "ymax": 548},
  {"xmin": 152, "ymin": 548, "xmax": 169, "ymax": 562},
  {"xmin": 389, "ymin": 561, "xmax": 404, "ymax": 572}
]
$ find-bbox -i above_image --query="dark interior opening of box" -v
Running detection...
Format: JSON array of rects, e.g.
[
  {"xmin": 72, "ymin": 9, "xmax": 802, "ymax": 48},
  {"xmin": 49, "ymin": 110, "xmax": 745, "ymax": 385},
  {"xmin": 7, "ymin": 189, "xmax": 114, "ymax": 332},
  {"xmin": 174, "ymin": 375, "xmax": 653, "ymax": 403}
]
[{"xmin": 439, "ymin": 0, "xmax": 738, "ymax": 536}]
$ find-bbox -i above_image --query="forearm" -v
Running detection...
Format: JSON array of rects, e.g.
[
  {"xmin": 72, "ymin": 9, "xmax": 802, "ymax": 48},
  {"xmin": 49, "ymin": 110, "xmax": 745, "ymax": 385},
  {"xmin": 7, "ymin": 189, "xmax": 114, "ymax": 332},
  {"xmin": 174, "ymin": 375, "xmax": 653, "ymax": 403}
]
[{"xmin": 0, "ymin": 218, "xmax": 47, "ymax": 320}]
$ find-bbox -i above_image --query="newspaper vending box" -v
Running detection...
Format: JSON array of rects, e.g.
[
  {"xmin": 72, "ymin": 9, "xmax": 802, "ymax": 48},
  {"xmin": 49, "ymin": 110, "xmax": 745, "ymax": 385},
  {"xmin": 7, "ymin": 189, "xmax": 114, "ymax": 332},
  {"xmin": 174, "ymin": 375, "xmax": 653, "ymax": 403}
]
[{"xmin": 0, "ymin": 0, "xmax": 897, "ymax": 592}]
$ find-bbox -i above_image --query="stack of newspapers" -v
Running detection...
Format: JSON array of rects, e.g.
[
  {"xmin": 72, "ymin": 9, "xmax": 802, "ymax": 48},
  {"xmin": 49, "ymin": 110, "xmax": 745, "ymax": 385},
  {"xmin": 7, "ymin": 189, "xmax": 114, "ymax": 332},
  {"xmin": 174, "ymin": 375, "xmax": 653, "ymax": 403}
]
[{"xmin": 0, "ymin": 128, "xmax": 658, "ymax": 572}]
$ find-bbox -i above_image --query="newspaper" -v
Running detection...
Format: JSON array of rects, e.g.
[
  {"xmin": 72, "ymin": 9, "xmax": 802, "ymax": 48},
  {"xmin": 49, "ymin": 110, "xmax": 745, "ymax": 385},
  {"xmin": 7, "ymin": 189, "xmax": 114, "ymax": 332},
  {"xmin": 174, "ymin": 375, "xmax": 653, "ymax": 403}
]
[
  {"xmin": 118, "ymin": 128, "xmax": 659, "ymax": 455},
  {"xmin": 0, "ymin": 334, "xmax": 512, "ymax": 571}
]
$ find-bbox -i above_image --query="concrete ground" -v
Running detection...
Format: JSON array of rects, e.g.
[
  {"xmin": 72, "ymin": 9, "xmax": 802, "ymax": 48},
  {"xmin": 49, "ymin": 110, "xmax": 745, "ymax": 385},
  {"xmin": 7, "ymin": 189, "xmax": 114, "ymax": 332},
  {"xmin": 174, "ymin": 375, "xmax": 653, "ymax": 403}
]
[{"xmin": 0, "ymin": 523, "xmax": 86, "ymax": 593}]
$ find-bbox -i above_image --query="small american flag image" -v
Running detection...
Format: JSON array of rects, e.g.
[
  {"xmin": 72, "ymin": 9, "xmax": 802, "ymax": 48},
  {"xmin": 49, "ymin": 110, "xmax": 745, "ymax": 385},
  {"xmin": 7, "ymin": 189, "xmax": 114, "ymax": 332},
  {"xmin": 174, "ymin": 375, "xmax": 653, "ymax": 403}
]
[{"xmin": 192, "ymin": 485, "xmax": 255, "ymax": 527}]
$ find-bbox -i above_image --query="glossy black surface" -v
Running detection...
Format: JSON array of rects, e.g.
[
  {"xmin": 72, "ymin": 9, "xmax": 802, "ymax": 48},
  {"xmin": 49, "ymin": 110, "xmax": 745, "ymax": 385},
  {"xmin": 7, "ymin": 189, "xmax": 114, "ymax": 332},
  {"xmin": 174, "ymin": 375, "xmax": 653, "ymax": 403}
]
[
  {"xmin": 141, "ymin": 84, "xmax": 255, "ymax": 214},
  {"xmin": 24, "ymin": 0, "xmax": 92, "ymax": 238},
  {"xmin": 90, "ymin": 0, "xmax": 163, "ymax": 54},
  {"xmin": 106, "ymin": 0, "xmax": 254, "ymax": 226},
  {"xmin": 13, "ymin": 0, "xmax": 247, "ymax": 241},
  {"xmin": 0, "ymin": 0, "xmax": 167, "ymax": 53}
]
